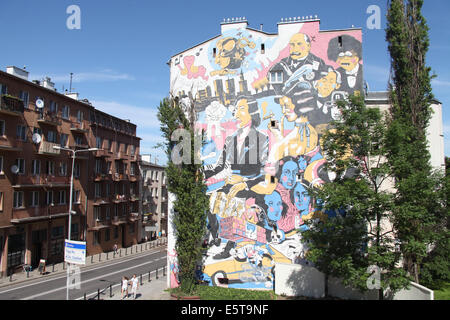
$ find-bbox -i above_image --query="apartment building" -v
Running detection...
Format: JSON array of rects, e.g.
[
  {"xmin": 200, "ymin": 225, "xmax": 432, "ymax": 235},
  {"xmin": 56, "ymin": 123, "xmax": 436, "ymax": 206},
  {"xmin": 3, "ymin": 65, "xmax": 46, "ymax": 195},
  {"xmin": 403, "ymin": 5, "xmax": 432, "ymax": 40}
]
[
  {"xmin": 139, "ymin": 155, "xmax": 167, "ymax": 241},
  {"xmin": 0, "ymin": 66, "xmax": 141, "ymax": 276}
]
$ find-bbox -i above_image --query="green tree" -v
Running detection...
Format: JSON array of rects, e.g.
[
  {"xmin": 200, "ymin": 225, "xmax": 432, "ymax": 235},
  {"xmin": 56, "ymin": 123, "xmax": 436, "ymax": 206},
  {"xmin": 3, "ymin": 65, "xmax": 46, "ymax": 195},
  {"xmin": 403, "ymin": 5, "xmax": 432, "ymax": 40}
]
[
  {"xmin": 303, "ymin": 95, "xmax": 409, "ymax": 299},
  {"xmin": 385, "ymin": 0, "xmax": 447, "ymax": 284},
  {"xmin": 157, "ymin": 97, "xmax": 209, "ymax": 294}
]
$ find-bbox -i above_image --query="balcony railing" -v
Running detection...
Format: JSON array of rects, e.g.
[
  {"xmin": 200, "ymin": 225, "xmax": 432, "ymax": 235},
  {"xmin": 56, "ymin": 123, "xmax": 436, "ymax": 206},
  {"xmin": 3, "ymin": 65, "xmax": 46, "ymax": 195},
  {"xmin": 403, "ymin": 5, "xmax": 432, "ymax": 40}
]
[
  {"xmin": 0, "ymin": 94, "xmax": 24, "ymax": 116},
  {"xmin": 38, "ymin": 141, "xmax": 61, "ymax": 156},
  {"xmin": 70, "ymin": 122, "xmax": 89, "ymax": 134},
  {"xmin": 37, "ymin": 111, "xmax": 60, "ymax": 126}
]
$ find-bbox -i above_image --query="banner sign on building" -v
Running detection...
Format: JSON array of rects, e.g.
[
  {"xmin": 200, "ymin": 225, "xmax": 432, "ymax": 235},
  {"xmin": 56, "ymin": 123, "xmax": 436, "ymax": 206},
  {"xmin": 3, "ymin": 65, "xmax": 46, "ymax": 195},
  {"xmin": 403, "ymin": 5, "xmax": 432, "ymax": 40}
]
[{"xmin": 64, "ymin": 240, "xmax": 86, "ymax": 265}]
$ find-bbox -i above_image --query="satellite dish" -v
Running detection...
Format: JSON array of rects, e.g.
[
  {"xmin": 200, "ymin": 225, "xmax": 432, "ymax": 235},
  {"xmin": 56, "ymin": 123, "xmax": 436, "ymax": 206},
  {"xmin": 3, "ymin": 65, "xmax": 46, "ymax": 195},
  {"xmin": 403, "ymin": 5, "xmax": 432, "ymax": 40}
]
[
  {"xmin": 32, "ymin": 133, "xmax": 42, "ymax": 144},
  {"xmin": 11, "ymin": 165, "xmax": 19, "ymax": 174},
  {"xmin": 36, "ymin": 98, "xmax": 44, "ymax": 109}
]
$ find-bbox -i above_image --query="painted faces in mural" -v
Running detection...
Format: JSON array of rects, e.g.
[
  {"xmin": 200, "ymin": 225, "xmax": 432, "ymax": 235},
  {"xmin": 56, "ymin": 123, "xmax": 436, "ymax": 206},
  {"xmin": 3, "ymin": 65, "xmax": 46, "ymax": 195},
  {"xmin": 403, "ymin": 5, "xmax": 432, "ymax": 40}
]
[{"xmin": 171, "ymin": 21, "xmax": 362, "ymax": 289}]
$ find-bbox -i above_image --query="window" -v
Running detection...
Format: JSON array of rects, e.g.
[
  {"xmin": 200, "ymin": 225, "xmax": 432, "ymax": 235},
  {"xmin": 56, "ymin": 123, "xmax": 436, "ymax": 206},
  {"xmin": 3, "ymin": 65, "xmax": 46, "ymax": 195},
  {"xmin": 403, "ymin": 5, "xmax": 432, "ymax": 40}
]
[
  {"xmin": 58, "ymin": 190, "xmax": 66, "ymax": 205},
  {"xmin": 93, "ymin": 231, "xmax": 100, "ymax": 245},
  {"xmin": 114, "ymin": 205, "xmax": 119, "ymax": 218},
  {"xmin": 105, "ymin": 229, "xmax": 110, "ymax": 242},
  {"xmin": 31, "ymin": 191, "xmax": 39, "ymax": 207},
  {"xmin": 129, "ymin": 223, "xmax": 135, "ymax": 234},
  {"xmin": 19, "ymin": 91, "xmax": 29, "ymax": 109},
  {"xmin": 13, "ymin": 191, "xmax": 24, "ymax": 208},
  {"xmin": 31, "ymin": 159, "xmax": 41, "ymax": 175},
  {"xmin": 0, "ymin": 192, "xmax": 4, "ymax": 212},
  {"xmin": 106, "ymin": 139, "xmax": 112, "ymax": 152},
  {"xmin": 0, "ymin": 156, "xmax": 3, "ymax": 174},
  {"xmin": 75, "ymin": 135, "xmax": 83, "ymax": 146},
  {"xmin": 60, "ymin": 133, "xmax": 68, "ymax": 147},
  {"xmin": 105, "ymin": 183, "xmax": 110, "ymax": 197},
  {"xmin": 105, "ymin": 207, "xmax": 111, "ymax": 220},
  {"xmin": 96, "ymin": 136, "xmax": 102, "ymax": 149},
  {"xmin": 106, "ymin": 161, "xmax": 111, "ymax": 174},
  {"xmin": 16, "ymin": 125, "xmax": 26, "ymax": 141},
  {"xmin": 59, "ymin": 162, "xmax": 67, "ymax": 176},
  {"xmin": 124, "ymin": 143, "xmax": 128, "ymax": 155},
  {"xmin": 0, "ymin": 120, "xmax": 5, "ymax": 136},
  {"xmin": 130, "ymin": 163, "xmax": 135, "ymax": 176},
  {"xmin": 71, "ymin": 223, "xmax": 79, "ymax": 240},
  {"xmin": 95, "ymin": 183, "xmax": 101, "ymax": 198},
  {"xmin": 270, "ymin": 71, "xmax": 283, "ymax": 83},
  {"xmin": 51, "ymin": 226, "xmax": 64, "ymax": 239},
  {"xmin": 0, "ymin": 83, "xmax": 7, "ymax": 95},
  {"xmin": 46, "ymin": 191, "xmax": 54, "ymax": 206},
  {"xmin": 131, "ymin": 145, "xmax": 136, "ymax": 156},
  {"xmin": 94, "ymin": 207, "xmax": 101, "ymax": 221},
  {"xmin": 261, "ymin": 43, "xmax": 265, "ymax": 54},
  {"xmin": 74, "ymin": 162, "xmax": 80, "ymax": 178},
  {"xmin": 62, "ymin": 105, "xmax": 70, "ymax": 119},
  {"xmin": 47, "ymin": 130, "xmax": 57, "ymax": 143},
  {"xmin": 15, "ymin": 158, "xmax": 25, "ymax": 174},
  {"xmin": 95, "ymin": 159, "xmax": 102, "ymax": 174},
  {"xmin": 49, "ymin": 101, "xmax": 58, "ymax": 113},
  {"xmin": 46, "ymin": 161, "xmax": 55, "ymax": 175},
  {"xmin": 77, "ymin": 110, "xmax": 83, "ymax": 123},
  {"xmin": 73, "ymin": 189, "xmax": 81, "ymax": 204},
  {"xmin": 114, "ymin": 226, "xmax": 119, "ymax": 239}
]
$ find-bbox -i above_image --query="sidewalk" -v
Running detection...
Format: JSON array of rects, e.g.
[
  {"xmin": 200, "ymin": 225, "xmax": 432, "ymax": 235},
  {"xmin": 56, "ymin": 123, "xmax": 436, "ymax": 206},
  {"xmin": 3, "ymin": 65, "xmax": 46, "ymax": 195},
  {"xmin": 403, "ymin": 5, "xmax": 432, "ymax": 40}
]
[{"xmin": 0, "ymin": 238, "xmax": 170, "ymax": 301}]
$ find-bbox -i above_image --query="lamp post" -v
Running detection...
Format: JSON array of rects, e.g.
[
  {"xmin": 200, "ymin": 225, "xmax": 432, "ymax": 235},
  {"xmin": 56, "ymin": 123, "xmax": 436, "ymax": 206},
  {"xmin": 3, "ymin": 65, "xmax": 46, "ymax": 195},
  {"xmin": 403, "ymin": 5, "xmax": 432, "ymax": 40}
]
[{"xmin": 54, "ymin": 146, "xmax": 99, "ymax": 300}]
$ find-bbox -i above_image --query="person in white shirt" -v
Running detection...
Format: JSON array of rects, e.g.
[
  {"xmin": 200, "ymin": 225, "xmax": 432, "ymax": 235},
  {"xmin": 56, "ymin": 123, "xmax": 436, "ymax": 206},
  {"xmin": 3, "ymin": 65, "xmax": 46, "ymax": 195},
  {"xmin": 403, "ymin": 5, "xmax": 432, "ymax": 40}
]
[
  {"xmin": 121, "ymin": 276, "xmax": 129, "ymax": 299},
  {"xmin": 130, "ymin": 274, "xmax": 139, "ymax": 299}
]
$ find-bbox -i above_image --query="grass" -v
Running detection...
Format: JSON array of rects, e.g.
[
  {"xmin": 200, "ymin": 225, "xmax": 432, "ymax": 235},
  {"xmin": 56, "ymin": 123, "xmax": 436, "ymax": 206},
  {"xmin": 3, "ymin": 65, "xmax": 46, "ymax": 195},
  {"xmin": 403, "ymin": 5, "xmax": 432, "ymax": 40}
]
[
  {"xmin": 168, "ymin": 285, "xmax": 277, "ymax": 300},
  {"xmin": 433, "ymin": 283, "xmax": 450, "ymax": 300}
]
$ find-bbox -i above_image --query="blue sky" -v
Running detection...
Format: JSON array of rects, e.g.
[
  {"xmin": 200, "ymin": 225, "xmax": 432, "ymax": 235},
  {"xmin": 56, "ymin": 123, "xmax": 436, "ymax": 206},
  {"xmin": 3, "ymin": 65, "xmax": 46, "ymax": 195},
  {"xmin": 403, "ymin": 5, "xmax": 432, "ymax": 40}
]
[{"xmin": 1, "ymin": 0, "xmax": 449, "ymax": 164}]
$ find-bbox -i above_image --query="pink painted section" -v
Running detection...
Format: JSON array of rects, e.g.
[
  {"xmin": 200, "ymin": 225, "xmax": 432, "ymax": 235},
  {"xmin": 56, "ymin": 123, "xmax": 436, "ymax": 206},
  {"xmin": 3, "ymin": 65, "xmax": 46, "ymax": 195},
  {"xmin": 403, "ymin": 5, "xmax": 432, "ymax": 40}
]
[
  {"xmin": 275, "ymin": 184, "xmax": 300, "ymax": 232},
  {"xmin": 178, "ymin": 55, "xmax": 209, "ymax": 81}
]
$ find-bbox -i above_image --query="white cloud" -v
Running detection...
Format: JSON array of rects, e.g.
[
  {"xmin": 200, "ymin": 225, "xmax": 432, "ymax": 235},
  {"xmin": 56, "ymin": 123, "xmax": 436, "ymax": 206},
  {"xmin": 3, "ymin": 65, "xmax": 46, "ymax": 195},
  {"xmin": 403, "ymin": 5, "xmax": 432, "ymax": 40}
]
[
  {"xmin": 30, "ymin": 70, "xmax": 135, "ymax": 83},
  {"xmin": 91, "ymin": 100, "xmax": 160, "ymax": 130},
  {"xmin": 432, "ymin": 79, "xmax": 450, "ymax": 87}
]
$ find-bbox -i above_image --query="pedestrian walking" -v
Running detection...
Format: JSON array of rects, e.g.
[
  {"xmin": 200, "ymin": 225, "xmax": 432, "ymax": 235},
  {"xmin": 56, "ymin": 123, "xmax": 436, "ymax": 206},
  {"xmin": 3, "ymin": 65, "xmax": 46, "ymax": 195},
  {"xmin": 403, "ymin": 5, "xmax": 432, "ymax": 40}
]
[
  {"xmin": 121, "ymin": 276, "xmax": 129, "ymax": 299},
  {"xmin": 113, "ymin": 243, "xmax": 118, "ymax": 255},
  {"xmin": 130, "ymin": 274, "xmax": 139, "ymax": 299}
]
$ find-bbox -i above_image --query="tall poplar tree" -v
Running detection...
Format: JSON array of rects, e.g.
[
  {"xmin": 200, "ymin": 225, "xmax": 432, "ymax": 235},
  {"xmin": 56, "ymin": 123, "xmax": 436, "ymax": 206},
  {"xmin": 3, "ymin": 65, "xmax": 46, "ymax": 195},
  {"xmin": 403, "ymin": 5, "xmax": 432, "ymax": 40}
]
[
  {"xmin": 303, "ymin": 95, "xmax": 409, "ymax": 300},
  {"xmin": 157, "ymin": 97, "xmax": 209, "ymax": 294},
  {"xmin": 385, "ymin": 0, "xmax": 446, "ymax": 284}
]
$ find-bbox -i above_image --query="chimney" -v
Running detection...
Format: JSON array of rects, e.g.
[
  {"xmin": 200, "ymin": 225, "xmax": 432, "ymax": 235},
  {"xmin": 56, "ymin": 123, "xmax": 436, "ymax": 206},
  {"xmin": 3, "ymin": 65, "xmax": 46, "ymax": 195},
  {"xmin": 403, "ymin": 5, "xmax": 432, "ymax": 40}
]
[
  {"xmin": 42, "ymin": 77, "xmax": 55, "ymax": 90},
  {"xmin": 6, "ymin": 66, "xmax": 29, "ymax": 81}
]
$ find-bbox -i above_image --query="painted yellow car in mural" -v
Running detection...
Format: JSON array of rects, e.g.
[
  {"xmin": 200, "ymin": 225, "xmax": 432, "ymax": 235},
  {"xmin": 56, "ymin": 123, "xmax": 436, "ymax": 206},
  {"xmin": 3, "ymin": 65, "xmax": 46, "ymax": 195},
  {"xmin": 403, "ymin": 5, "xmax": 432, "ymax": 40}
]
[{"xmin": 202, "ymin": 240, "xmax": 291, "ymax": 288}]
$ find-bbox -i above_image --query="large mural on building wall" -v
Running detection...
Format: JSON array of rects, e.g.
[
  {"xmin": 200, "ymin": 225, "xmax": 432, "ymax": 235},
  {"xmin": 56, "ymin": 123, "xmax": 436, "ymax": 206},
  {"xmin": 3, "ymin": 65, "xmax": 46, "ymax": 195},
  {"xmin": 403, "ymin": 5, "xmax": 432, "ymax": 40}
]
[{"xmin": 169, "ymin": 20, "xmax": 363, "ymax": 289}]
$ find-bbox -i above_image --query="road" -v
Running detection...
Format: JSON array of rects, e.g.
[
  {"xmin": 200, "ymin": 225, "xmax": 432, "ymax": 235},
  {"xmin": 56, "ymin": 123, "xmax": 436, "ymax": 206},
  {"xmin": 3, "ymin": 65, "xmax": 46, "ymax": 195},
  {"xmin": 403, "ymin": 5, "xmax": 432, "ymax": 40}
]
[{"xmin": 0, "ymin": 247, "xmax": 167, "ymax": 300}]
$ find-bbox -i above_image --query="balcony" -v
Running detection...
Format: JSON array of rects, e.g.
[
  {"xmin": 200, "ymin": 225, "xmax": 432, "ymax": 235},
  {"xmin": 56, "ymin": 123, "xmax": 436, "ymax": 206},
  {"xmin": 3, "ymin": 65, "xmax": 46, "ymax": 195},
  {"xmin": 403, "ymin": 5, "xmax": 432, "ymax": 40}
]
[
  {"xmin": 0, "ymin": 94, "xmax": 24, "ymax": 116},
  {"xmin": 37, "ymin": 111, "xmax": 60, "ymax": 126},
  {"xmin": 0, "ymin": 138, "xmax": 23, "ymax": 152},
  {"xmin": 88, "ymin": 218, "xmax": 110, "ymax": 231},
  {"xmin": 11, "ymin": 204, "xmax": 70, "ymax": 224},
  {"xmin": 116, "ymin": 152, "xmax": 128, "ymax": 160},
  {"xmin": 70, "ymin": 122, "xmax": 89, "ymax": 134},
  {"xmin": 37, "ymin": 141, "xmax": 61, "ymax": 156},
  {"xmin": 112, "ymin": 216, "xmax": 127, "ymax": 225},
  {"xmin": 130, "ymin": 195, "xmax": 139, "ymax": 202},
  {"xmin": 129, "ymin": 212, "xmax": 140, "ymax": 222},
  {"xmin": 93, "ymin": 198, "xmax": 110, "ymax": 206},
  {"xmin": 12, "ymin": 174, "xmax": 70, "ymax": 188},
  {"xmin": 94, "ymin": 173, "xmax": 110, "ymax": 181},
  {"xmin": 130, "ymin": 154, "xmax": 141, "ymax": 162},
  {"xmin": 112, "ymin": 194, "xmax": 128, "ymax": 203},
  {"xmin": 94, "ymin": 149, "xmax": 109, "ymax": 158}
]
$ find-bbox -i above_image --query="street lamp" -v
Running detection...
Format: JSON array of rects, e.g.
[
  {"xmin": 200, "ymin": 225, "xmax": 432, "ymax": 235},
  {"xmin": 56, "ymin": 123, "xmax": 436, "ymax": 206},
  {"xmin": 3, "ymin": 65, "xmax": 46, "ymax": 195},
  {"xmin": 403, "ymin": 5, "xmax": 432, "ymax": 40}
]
[{"xmin": 54, "ymin": 146, "xmax": 99, "ymax": 300}]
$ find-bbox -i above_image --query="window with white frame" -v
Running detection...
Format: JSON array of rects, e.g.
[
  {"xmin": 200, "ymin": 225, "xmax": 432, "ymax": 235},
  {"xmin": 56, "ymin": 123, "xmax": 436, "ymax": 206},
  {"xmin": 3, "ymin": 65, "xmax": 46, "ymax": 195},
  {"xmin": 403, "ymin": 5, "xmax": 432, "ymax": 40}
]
[
  {"xmin": 16, "ymin": 125, "xmax": 26, "ymax": 141},
  {"xmin": 60, "ymin": 133, "xmax": 68, "ymax": 147},
  {"xmin": 46, "ymin": 191, "xmax": 54, "ymax": 205},
  {"xmin": 31, "ymin": 159, "xmax": 41, "ymax": 175},
  {"xmin": 59, "ymin": 162, "xmax": 67, "ymax": 176},
  {"xmin": 58, "ymin": 190, "xmax": 66, "ymax": 205},
  {"xmin": 46, "ymin": 161, "xmax": 55, "ymax": 175},
  {"xmin": 18, "ymin": 91, "xmax": 29, "ymax": 109},
  {"xmin": 62, "ymin": 105, "xmax": 70, "ymax": 119},
  {"xmin": 73, "ymin": 189, "xmax": 81, "ymax": 204},
  {"xmin": 13, "ymin": 191, "xmax": 24, "ymax": 208},
  {"xmin": 15, "ymin": 158, "xmax": 25, "ymax": 174},
  {"xmin": 31, "ymin": 191, "xmax": 39, "ymax": 207},
  {"xmin": 96, "ymin": 136, "xmax": 102, "ymax": 149},
  {"xmin": 94, "ymin": 207, "xmax": 101, "ymax": 221}
]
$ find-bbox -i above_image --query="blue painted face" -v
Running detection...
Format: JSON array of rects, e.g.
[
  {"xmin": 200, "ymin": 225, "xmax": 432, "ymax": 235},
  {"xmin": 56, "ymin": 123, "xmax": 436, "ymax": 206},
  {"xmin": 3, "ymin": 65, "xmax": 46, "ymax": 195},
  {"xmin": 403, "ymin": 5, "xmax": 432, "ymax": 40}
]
[
  {"xmin": 293, "ymin": 183, "xmax": 310, "ymax": 214},
  {"xmin": 280, "ymin": 161, "xmax": 298, "ymax": 189},
  {"xmin": 264, "ymin": 191, "xmax": 283, "ymax": 222}
]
